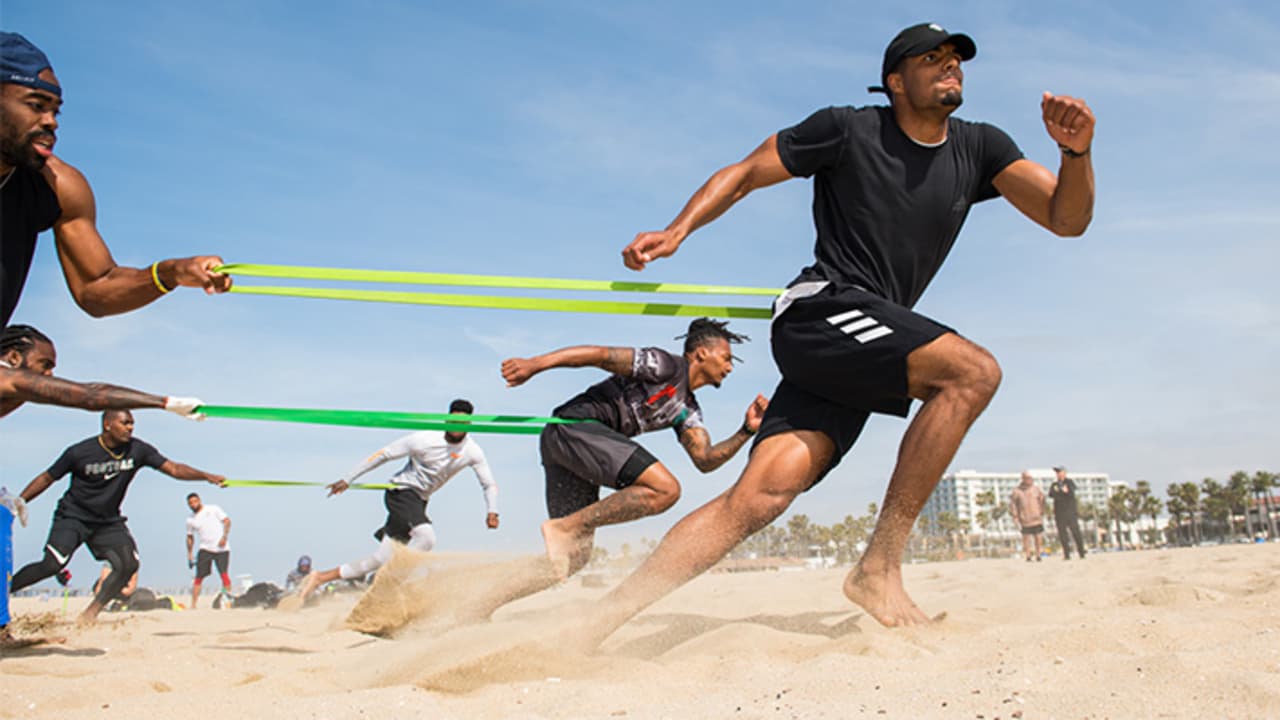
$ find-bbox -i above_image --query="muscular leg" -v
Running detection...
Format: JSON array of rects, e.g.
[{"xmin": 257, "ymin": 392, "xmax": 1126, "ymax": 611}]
[
  {"xmin": 570, "ymin": 431, "xmax": 830, "ymax": 652},
  {"xmin": 844, "ymin": 333, "xmax": 1001, "ymax": 626},
  {"xmin": 542, "ymin": 462, "xmax": 681, "ymax": 578},
  {"xmin": 82, "ymin": 544, "xmax": 139, "ymax": 623},
  {"xmin": 10, "ymin": 546, "xmax": 72, "ymax": 592}
]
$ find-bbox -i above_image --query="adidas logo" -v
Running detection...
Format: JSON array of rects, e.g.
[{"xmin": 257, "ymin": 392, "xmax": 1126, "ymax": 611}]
[{"xmin": 826, "ymin": 309, "xmax": 894, "ymax": 344}]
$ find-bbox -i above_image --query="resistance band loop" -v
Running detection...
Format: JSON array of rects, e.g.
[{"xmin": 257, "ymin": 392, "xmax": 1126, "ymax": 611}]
[
  {"xmin": 197, "ymin": 405, "xmax": 584, "ymax": 435},
  {"xmin": 222, "ymin": 479, "xmax": 395, "ymax": 490},
  {"xmin": 215, "ymin": 263, "xmax": 783, "ymax": 297}
]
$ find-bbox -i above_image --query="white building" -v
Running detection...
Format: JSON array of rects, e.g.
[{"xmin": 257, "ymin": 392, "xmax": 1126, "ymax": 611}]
[{"xmin": 922, "ymin": 468, "xmax": 1112, "ymax": 541}]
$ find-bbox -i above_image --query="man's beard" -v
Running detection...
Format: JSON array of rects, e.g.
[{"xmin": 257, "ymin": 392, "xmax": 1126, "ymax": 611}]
[
  {"xmin": 940, "ymin": 90, "xmax": 964, "ymax": 108},
  {"xmin": 0, "ymin": 128, "xmax": 51, "ymax": 170}
]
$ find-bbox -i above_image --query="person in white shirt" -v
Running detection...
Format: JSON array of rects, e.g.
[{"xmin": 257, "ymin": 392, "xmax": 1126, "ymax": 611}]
[
  {"xmin": 295, "ymin": 399, "xmax": 499, "ymax": 600},
  {"xmin": 185, "ymin": 493, "xmax": 231, "ymax": 607}
]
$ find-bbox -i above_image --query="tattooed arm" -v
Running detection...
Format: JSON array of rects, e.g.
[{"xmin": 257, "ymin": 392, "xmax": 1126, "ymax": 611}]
[
  {"xmin": 501, "ymin": 346, "xmax": 636, "ymax": 387},
  {"xmin": 677, "ymin": 394, "xmax": 769, "ymax": 473},
  {"xmin": 0, "ymin": 368, "xmax": 166, "ymax": 411}
]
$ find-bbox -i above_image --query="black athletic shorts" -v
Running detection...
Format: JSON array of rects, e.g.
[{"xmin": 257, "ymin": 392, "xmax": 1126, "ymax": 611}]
[
  {"xmin": 45, "ymin": 514, "xmax": 138, "ymax": 567},
  {"xmin": 540, "ymin": 422, "xmax": 659, "ymax": 519},
  {"xmin": 755, "ymin": 282, "xmax": 953, "ymax": 484},
  {"xmin": 194, "ymin": 549, "xmax": 230, "ymax": 578},
  {"xmin": 1021, "ymin": 524, "xmax": 1045, "ymax": 536},
  {"xmin": 374, "ymin": 488, "xmax": 431, "ymax": 543}
]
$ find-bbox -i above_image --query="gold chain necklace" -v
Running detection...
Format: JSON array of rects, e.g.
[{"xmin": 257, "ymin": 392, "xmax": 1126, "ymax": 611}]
[{"xmin": 98, "ymin": 436, "xmax": 126, "ymax": 461}]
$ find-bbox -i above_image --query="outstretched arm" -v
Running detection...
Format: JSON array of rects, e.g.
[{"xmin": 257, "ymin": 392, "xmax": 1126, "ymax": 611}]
[
  {"xmin": 159, "ymin": 460, "xmax": 225, "ymax": 487},
  {"xmin": 502, "ymin": 346, "xmax": 636, "ymax": 387},
  {"xmin": 677, "ymin": 394, "xmax": 768, "ymax": 473},
  {"xmin": 0, "ymin": 370, "xmax": 207, "ymax": 419},
  {"xmin": 327, "ymin": 435, "xmax": 418, "ymax": 495},
  {"xmin": 45, "ymin": 157, "xmax": 231, "ymax": 318},
  {"xmin": 18, "ymin": 471, "xmax": 56, "ymax": 503},
  {"xmin": 992, "ymin": 93, "xmax": 1095, "ymax": 237},
  {"xmin": 622, "ymin": 135, "xmax": 793, "ymax": 271}
]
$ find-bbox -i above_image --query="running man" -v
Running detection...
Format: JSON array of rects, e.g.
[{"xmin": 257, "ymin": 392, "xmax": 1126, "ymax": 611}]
[
  {"xmin": 569, "ymin": 21, "xmax": 1094, "ymax": 645},
  {"xmin": 9, "ymin": 410, "xmax": 224, "ymax": 622},
  {"xmin": 1, "ymin": 31, "xmax": 230, "ymax": 332},
  {"xmin": 185, "ymin": 493, "xmax": 232, "ymax": 608},
  {"xmin": 464, "ymin": 318, "xmax": 767, "ymax": 619},
  {"xmin": 294, "ymin": 399, "xmax": 499, "ymax": 600}
]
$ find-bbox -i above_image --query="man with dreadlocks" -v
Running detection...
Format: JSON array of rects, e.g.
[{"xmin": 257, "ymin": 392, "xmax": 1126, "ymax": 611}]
[
  {"xmin": 467, "ymin": 318, "xmax": 766, "ymax": 617},
  {"xmin": 0, "ymin": 324, "xmax": 204, "ymax": 421}
]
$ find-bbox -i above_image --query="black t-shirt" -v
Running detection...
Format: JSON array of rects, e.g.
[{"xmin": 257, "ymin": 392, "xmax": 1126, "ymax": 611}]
[
  {"xmin": 1, "ymin": 165, "xmax": 62, "ymax": 329},
  {"xmin": 1049, "ymin": 478, "xmax": 1080, "ymax": 518},
  {"xmin": 777, "ymin": 105, "xmax": 1023, "ymax": 308},
  {"xmin": 554, "ymin": 347, "xmax": 704, "ymax": 438},
  {"xmin": 46, "ymin": 436, "xmax": 168, "ymax": 522}
]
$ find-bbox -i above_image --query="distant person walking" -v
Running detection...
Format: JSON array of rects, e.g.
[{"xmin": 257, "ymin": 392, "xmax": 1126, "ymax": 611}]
[
  {"xmin": 1010, "ymin": 471, "xmax": 1046, "ymax": 561},
  {"xmin": 1049, "ymin": 465, "xmax": 1086, "ymax": 559},
  {"xmin": 185, "ymin": 493, "xmax": 232, "ymax": 608}
]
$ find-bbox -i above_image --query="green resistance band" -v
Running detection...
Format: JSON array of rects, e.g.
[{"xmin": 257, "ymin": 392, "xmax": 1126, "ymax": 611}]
[
  {"xmin": 216, "ymin": 263, "xmax": 783, "ymax": 296},
  {"xmin": 198, "ymin": 405, "xmax": 585, "ymax": 434},
  {"xmin": 223, "ymin": 479, "xmax": 395, "ymax": 490}
]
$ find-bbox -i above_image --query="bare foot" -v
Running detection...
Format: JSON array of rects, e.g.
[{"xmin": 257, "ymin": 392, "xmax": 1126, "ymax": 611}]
[
  {"xmin": 842, "ymin": 563, "xmax": 932, "ymax": 628},
  {"xmin": 540, "ymin": 518, "xmax": 586, "ymax": 580}
]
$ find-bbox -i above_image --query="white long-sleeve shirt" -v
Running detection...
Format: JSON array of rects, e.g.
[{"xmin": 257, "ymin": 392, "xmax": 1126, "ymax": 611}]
[{"xmin": 340, "ymin": 431, "xmax": 498, "ymax": 513}]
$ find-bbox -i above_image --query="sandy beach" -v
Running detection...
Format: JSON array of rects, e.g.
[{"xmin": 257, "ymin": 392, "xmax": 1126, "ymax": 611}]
[{"xmin": 3, "ymin": 542, "xmax": 1278, "ymax": 719}]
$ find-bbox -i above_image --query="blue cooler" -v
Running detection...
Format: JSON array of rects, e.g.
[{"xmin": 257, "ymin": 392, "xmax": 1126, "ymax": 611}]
[{"xmin": 1, "ymin": 504, "xmax": 12, "ymax": 626}]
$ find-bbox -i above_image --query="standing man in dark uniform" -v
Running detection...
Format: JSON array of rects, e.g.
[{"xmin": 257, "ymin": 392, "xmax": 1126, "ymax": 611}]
[
  {"xmin": 1, "ymin": 31, "xmax": 230, "ymax": 332},
  {"xmin": 568, "ymin": 22, "xmax": 1095, "ymax": 647},
  {"xmin": 1049, "ymin": 465, "xmax": 1086, "ymax": 559},
  {"xmin": 9, "ymin": 410, "xmax": 224, "ymax": 623}
]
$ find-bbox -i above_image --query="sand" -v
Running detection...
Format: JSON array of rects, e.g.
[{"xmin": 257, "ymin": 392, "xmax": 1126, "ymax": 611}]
[{"xmin": 2, "ymin": 542, "xmax": 1278, "ymax": 719}]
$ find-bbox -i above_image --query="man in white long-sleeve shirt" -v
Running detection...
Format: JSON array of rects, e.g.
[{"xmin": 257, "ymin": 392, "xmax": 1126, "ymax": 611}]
[{"xmin": 295, "ymin": 399, "xmax": 499, "ymax": 600}]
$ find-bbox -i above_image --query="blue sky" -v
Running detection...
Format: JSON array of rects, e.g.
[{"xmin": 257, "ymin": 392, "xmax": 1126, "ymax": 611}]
[{"xmin": 3, "ymin": 1, "xmax": 1277, "ymax": 589}]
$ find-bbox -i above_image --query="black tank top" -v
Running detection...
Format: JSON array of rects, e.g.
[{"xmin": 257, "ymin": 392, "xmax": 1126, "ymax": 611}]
[{"xmin": 1, "ymin": 165, "xmax": 62, "ymax": 329}]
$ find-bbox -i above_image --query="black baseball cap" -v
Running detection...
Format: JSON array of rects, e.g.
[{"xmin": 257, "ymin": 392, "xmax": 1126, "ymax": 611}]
[
  {"xmin": 867, "ymin": 23, "xmax": 976, "ymax": 96},
  {"xmin": 1053, "ymin": 465, "xmax": 1067, "ymax": 472}
]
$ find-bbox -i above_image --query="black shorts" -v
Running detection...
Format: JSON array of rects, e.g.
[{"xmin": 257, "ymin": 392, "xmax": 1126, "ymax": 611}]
[
  {"xmin": 755, "ymin": 282, "xmax": 952, "ymax": 483},
  {"xmin": 1021, "ymin": 524, "xmax": 1044, "ymax": 536},
  {"xmin": 195, "ymin": 549, "xmax": 230, "ymax": 579},
  {"xmin": 374, "ymin": 488, "xmax": 431, "ymax": 543},
  {"xmin": 540, "ymin": 422, "xmax": 659, "ymax": 519},
  {"xmin": 45, "ymin": 514, "xmax": 138, "ymax": 567}
]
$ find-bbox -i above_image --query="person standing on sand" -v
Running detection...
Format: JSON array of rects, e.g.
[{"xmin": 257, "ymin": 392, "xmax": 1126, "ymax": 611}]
[
  {"xmin": 564, "ymin": 20, "xmax": 1093, "ymax": 648},
  {"xmin": 1010, "ymin": 471, "xmax": 1046, "ymax": 561},
  {"xmin": 1049, "ymin": 465, "xmax": 1086, "ymax": 559},
  {"xmin": 186, "ymin": 492, "xmax": 232, "ymax": 608}
]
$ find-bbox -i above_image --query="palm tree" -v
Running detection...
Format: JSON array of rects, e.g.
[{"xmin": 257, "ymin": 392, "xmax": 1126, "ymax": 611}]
[
  {"xmin": 1250, "ymin": 471, "xmax": 1278, "ymax": 540},
  {"xmin": 1108, "ymin": 487, "xmax": 1132, "ymax": 548},
  {"xmin": 786, "ymin": 514, "xmax": 815, "ymax": 557},
  {"xmin": 1165, "ymin": 494, "xmax": 1187, "ymax": 545},
  {"xmin": 1174, "ymin": 481, "xmax": 1203, "ymax": 544},
  {"xmin": 1201, "ymin": 477, "xmax": 1232, "ymax": 541},
  {"xmin": 1229, "ymin": 471, "xmax": 1255, "ymax": 540},
  {"xmin": 936, "ymin": 511, "xmax": 964, "ymax": 554}
]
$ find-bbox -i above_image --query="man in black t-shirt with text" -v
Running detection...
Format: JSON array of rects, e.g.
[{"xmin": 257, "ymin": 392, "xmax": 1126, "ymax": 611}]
[
  {"xmin": 570, "ymin": 22, "xmax": 1095, "ymax": 646},
  {"xmin": 10, "ymin": 409, "xmax": 224, "ymax": 622}
]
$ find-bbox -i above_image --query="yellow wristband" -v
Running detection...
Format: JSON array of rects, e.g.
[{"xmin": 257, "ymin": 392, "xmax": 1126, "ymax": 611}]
[{"xmin": 151, "ymin": 262, "xmax": 172, "ymax": 294}]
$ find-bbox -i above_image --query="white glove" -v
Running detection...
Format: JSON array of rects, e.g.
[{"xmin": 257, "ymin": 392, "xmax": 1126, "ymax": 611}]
[
  {"xmin": 164, "ymin": 396, "xmax": 206, "ymax": 421},
  {"xmin": 0, "ymin": 493, "xmax": 26, "ymax": 527}
]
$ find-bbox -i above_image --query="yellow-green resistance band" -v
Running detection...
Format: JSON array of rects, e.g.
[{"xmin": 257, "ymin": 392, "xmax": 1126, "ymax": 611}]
[
  {"xmin": 213, "ymin": 263, "xmax": 779, "ymax": 320},
  {"xmin": 223, "ymin": 479, "xmax": 395, "ymax": 490},
  {"xmin": 215, "ymin": 263, "xmax": 784, "ymax": 296},
  {"xmin": 225, "ymin": 285, "xmax": 773, "ymax": 320},
  {"xmin": 197, "ymin": 405, "xmax": 583, "ymax": 434}
]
